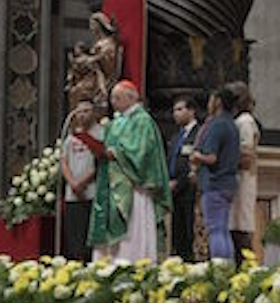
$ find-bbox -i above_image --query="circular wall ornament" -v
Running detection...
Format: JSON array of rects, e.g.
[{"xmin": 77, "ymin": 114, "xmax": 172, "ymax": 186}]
[
  {"xmin": 12, "ymin": 0, "xmax": 39, "ymax": 11},
  {"xmin": 9, "ymin": 44, "xmax": 38, "ymax": 74}
]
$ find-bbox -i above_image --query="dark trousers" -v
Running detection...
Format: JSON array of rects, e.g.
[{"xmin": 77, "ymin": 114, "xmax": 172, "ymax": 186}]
[
  {"xmin": 172, "ymin": 195, "xmax": 195, "ymax": 262},
  {"xmin": 231, "ymin": 230, "xmax": 253, "ymax": 266},
  {"xmin": 64, "ymin": 201, "xmax": 92, "ymax": 263}
]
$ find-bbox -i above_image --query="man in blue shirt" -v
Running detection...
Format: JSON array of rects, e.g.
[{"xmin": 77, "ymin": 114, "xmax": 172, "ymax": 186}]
[{"xmin": 190, "ymin": 88, "xmax": 239, "ymax": 260}]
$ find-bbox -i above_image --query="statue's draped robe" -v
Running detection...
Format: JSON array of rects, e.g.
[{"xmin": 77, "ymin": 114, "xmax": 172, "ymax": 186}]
[{"xmin": 87, "ymin": 105, "xmax": 172, "ymax": 255}]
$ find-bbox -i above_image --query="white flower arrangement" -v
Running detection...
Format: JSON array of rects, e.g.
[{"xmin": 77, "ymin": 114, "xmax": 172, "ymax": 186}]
[
  {"xmin": 0, "ymin": 139, "xmax": 62, "ymax": 228},
  {"xmin": 0, "ymin": 250, "xmax": 277, "ymax": 303}
]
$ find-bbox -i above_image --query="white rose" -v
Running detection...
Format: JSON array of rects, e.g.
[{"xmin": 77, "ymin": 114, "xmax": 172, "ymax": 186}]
[
  {"xmin": 30, "ymin": 175, "xmax": 40, "ymax": 187},
  {"xmin": 41, "ymin": 267, "xmax": 54, "ymax": 279},
  {"xmin": 20, "ymin": 260, "xmax": 38, "ymax": 269},
  {"xmin": 49, "ymin": 165, "xmax": 59, "ymax": 177},
  {"xmin": 37, "ymin": 185, "xmax": 47, "ymax": 196},
  {"xmin": 30, "ymin": 169, "xmax": 38, "ymax": 176},
  {"xmin": 187, "ymin": 262, "xmax": 209, "ymax": 278},
  {"xmin": 21, "ymin": 180, "xmax": 30, "ymax": 192},
  {"xmin": 38, "ymin": 170, "xmax": 48, "ymax": 182},
  {"xmin": 49, "ymin": 154, "xmax": 56, "ymax": 164},
  {"xmin": 254, "ymin": 294, "xmax": 272, "ymax": 303},
  {"xmin": 13, "ymin": 196, "xmax": 23, "ymax": 206},
  {"xmin": 9, "ymin": 269, "xmax": 20, "ymax": 282},
  {"xmin": 158, "ymin": 270, "xmax": 173, "ymax": 284},
  {"xmin": 55, "ymin": 139, "xmax": 62, "ymax": 147},
  {"xmin": 0, "ymin": 255, "xmax": 13, "ymax": 269},
  {"xmin": 113, "ymin": 282, "xmax": 135, "ymax": 293},
  {"xmin": 32, "ymin": 158, "xmax": 40, "ymax": 167},
  {"xmin": 54, "ymin": 285, "xmax": 72, "ymax": 300},
  {"xmin": 51, "ymin": 256, "xmax": 67, "ymax": 267},
  {"xmin": 211, "ymin": 258, "xmax": 232, "ymax": 267},
  {"xmin": 12, "ymin": 176, "xmax": 22, "ymax": 187},
  {"xmin": 28, "ymin": 281, "xmax": 38, "ymax": 293},
  {"xmin": 26, "ymin": 191, "xmax": 38, "ymax": 202},
  {"xmin": 114, "ymin": 259, "xmax": 132, "ymax": 268},
  {"xmin": 21, "ymin": 174, "xmax": 27, "ymax": 181},
  {"xmin": 42, "ymin": 158, "xmax": 51, "ymax": 167},
  {"xmin": 0, "ymin": 254, "xmax": 12, "ymax": 263},
  {"xmin": 96, "ymin": 264, "xmax": 117, "ymax": 277},
  {"xmin": 54, "ymin": 148, "xmax": 61, "ymax": 160},
  {"xmin": 129, "ymin": 291, "xmax": 144, "ymax": 303},
  {"xmin": 23, "ymin": 164, "xmax": 31, "ymax": 173},
  {"xmin": 45, "ymin": 192, "xmax": 56, "ymax": 203},
  {"xmin": 43, "ymin": 147, "xmax": 53, "ymax": 157},
  {"xmin": 3, "ymin": 288, "xmax": 14, "ymax": 299},
  {"xmin": 8, "ymin": 187, "xmax": 17, "ymax": 196}
]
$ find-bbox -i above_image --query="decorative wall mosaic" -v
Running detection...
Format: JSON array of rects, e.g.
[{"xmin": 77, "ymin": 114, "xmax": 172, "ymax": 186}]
[{"xmin": 3, "ymin": 0, "xmax": 40, "ymax": 187}]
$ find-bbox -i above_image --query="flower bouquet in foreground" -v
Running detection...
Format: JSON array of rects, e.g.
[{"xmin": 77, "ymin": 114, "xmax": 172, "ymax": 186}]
[
  {"xmin": 0, "ymin": 250, "xmax": 277, "ymax": 303},
  {"xmin": 0, "ymin": 139, "xmax": 62, "ymax": 228}
]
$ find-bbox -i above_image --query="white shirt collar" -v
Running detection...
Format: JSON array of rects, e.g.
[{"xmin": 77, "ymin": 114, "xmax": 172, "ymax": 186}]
[
  {"xmin": 123, "ymin": 103, "xmax": 141, "ymax": 117},
  {"xmin": 184, "ymin": 119, "xmax": 197, "ymax": 135}
]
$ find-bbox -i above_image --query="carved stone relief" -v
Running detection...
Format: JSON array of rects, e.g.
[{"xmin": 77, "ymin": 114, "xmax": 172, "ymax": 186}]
[
  {"xmin": 9, "ymin": 77, "xmax": 37, "ymax": 109},
  {"xmin": 9, "ymin": 44, "xmax": 38, "ymax": 74},
  {"xmin": 3, "ymin": 0, "xmax": 40, "ymax": 187}
]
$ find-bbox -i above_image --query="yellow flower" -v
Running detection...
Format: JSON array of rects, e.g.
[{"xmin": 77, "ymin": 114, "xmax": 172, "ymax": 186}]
[
  {"xmin": 241, "ymin": 249, "xmax": 257, "ymax": 260},
  {"xmin": 39, "ymin": 277, "xmax": 56, "ymax": 292},
  {"xmin": 39, "ymin": 255, "xmax": 52, "ymax": 265},
  {"xmin": 24, "ymin": 267, "xmax": 39, "ymax": 280},
  {"xmin": 217, "ymin": 290, "xmax": 228, "ymax": 303},
  {"xmin": 95, "ymin": 256, "xmax": 111, "ymax": 269},
  {"xmin": 75, "ymin": 281, "xmax": 100, "ymax": 297},
  {"xmin": 54, "ymin": 268, "xmax": 70, "ymax": 284},
  {"xmin": 131, "ymin": 270, "xmax": 145, "ymax": 282},
  {"xmin": 13, "ymin": 277, "xmax": 30, "ymax": 293},
  {"xmin": 65, "ymin": 260, "xmax": 83, "ymax": 272},
  {"xmin": 261, "ymin": 276, "xmax": 273, "ymax": 292},
  {"xmin": 149, "ymin": 287, "xmax": 167, "ymax": 303},
  {"xmin": 157, "ymin": 287, "xmax": 167, "ymax": 303},
  {"xmin": 161, "ymin": 257, "xmax": 182, "ymax": 270},
  {"xmin": 230, "ymin": 273, "xmax": 251, "ymax": 290},
  {"xmin": 135, "ymin": 258, "xmax": 152, "ymax": 268},
  {"xmin": 247, "ymin": 259, "xmax": 259, "ymax": 268},
  {"xmin": 170, "ymin": 264, "xmax": 186, "ymax": 276},
  {"xmin": 181, "ymin": 283, "xmax": 211, "ymax": 301},
  {"xmin": 121, "ymin": 290, "xmax": 132, "ymax": 303},
  {"xmin": 181, "ymin": 287, "xmax": 194, "ymax": 301}
]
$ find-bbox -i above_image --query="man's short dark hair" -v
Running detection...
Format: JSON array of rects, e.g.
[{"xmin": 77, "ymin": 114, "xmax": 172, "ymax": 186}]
[
  {"xmin": 214, "ymin": 88, "xmax": 238, "ymax": 113},
  {"xmin": 173, "ymin": 94, "xmax": 197, "ymax": 111}
]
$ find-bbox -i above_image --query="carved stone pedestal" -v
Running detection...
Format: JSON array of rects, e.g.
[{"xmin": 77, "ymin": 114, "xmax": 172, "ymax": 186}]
[{"xmin": 254, "ymin": 146, "xmax": 280, "ymax": 262}]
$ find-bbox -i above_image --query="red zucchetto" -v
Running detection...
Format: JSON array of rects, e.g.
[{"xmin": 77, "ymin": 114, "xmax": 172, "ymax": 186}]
[{"xmin": 117, "ymin": 79, "xmax": 138, "ymax": 93}]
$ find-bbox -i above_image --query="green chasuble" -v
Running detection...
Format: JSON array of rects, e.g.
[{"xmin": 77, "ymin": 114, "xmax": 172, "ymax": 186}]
[{"xmin": 87, "ymin": 105, "xmax": 172, "ymax": 253}]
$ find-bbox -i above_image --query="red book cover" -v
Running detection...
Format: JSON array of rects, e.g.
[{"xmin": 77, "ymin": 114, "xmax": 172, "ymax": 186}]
[{"xmin": 74, "ymin": 133, "xmax": 106, "ymax": 158}]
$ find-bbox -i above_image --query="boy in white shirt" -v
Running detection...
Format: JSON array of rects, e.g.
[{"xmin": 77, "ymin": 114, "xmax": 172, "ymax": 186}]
[{"xmin": 61, "ymin": 100, "xmax": 103, "ymax": 262}]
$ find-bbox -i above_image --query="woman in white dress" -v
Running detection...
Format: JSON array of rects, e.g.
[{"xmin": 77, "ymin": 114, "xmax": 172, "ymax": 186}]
[{"xmin": 226, "ymin": 81, "xmax": 261, "ymax": 266}]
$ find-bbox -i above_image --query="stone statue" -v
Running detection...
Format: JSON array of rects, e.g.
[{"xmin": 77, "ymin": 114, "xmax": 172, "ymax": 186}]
[{"xmin": 66, "ymin": 12, "xmax": 122, "ymax": 109}]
